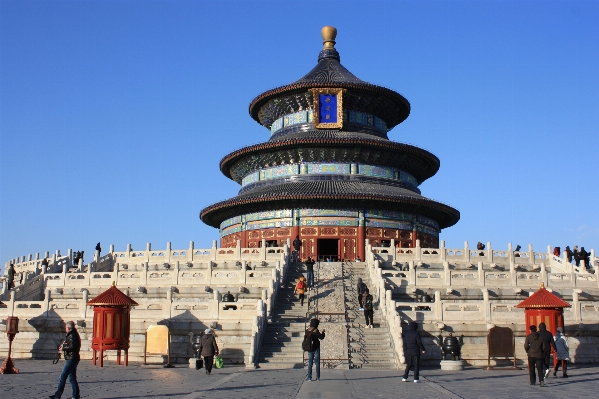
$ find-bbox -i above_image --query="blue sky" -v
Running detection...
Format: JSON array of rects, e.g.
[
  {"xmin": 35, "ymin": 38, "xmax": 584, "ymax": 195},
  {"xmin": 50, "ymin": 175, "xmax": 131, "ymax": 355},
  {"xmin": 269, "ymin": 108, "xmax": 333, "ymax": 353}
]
[{"xmin": 1, "ymin": 0, "xmax": 598, "ymax": 269}]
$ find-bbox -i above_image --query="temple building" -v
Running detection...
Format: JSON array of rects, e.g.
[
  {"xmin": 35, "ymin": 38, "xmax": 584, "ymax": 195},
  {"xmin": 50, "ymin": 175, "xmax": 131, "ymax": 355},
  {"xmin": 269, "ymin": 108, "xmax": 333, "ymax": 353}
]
[{"xmin": 200, "ymin": 27, "xmax": 460, "ymax": 261}]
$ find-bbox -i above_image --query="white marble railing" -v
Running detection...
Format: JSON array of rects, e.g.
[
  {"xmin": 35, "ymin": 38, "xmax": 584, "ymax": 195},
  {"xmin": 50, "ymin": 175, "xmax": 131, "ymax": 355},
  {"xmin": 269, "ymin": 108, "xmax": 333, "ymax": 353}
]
[{"xmin": 371, "ymin": 240, "xmax": 597, "ymax": 274}]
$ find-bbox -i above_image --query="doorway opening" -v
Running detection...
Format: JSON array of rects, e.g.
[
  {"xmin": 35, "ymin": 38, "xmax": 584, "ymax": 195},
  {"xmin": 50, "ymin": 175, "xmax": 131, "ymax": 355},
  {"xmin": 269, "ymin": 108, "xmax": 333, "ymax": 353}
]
[{"xmin": 317, "ymin": 239, "xmax": 339, "ymax": 262}]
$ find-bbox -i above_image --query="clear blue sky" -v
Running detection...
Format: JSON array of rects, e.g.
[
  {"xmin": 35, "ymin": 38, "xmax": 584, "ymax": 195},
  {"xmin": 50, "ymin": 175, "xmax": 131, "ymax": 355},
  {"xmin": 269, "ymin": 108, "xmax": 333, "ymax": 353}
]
[{"xmin": 1, "ymin": 0, "xmax": 598, "ymax": 270}]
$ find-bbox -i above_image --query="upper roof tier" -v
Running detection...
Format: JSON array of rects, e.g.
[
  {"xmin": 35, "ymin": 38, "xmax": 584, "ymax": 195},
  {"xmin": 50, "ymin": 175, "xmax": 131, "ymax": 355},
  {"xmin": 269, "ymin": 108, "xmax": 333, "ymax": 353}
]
[{"xmin": 249, "ymin": 27, "xmax": 411, "ymax": 132}]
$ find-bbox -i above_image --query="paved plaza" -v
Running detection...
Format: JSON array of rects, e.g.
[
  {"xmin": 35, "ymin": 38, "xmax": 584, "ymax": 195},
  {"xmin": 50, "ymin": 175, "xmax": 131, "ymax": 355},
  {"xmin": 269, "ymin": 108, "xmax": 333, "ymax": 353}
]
[{"xmin": 1, "ymin": 360, "xmax": 598, "ymax": 399}]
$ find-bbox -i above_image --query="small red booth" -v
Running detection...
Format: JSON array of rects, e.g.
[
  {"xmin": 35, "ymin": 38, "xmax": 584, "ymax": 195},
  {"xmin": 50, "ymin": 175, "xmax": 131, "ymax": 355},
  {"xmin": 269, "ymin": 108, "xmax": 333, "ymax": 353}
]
[
  {"xmin": 516, "ymin": 282, "xmax": 571, "ymax": 367},
  {"xmin": 87, "ymin": 282, "xmax": 138, "ymax": 367}
]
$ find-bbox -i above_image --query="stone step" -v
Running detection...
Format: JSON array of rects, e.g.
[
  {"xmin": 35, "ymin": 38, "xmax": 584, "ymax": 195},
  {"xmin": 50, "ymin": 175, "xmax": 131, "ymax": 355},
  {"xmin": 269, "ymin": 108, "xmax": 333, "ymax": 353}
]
[
  {"xmin": 351, "ymin": 362, "xmax": 397, "ymax": 369},
  {"xmin": 256, "ymin": 360, "xmax": 304, "ymax": 369},
  {"xmin": 262, "ymin": 338, "xmax": 302, "ymax": 345}
]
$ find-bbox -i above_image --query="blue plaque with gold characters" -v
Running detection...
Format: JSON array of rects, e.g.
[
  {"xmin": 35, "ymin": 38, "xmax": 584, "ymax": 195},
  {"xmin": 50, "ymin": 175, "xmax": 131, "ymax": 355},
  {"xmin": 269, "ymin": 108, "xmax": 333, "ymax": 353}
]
[{"xmin": 311, "ymin": 88, "xmax": 344, "ymax": 129}]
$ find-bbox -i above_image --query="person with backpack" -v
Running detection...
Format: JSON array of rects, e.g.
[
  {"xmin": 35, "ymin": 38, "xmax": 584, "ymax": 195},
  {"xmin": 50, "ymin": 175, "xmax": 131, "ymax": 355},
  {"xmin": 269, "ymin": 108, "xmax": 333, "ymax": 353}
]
[
  {"xmin": 362, "ymin": 288, "xmax": 374, "ymax": 328},
  {"xmin": 294, "ymin": 274, "xmax": 307, "ymax": 306},
  {"xmin": 402, "ymin": 321, "xmax": 426, "ymax": 383},
  {"xmin": 357, "ymin": 278, "xmax": 367, "ymax": 310},
  {"xmin": 303, "ymin": 318, "xmax": 325, "ymax": 381}
]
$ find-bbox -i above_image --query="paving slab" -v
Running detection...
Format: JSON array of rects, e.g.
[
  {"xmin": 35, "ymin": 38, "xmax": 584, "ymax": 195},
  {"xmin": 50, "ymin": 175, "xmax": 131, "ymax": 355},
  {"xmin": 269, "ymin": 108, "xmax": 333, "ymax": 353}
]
[{"xmin": 0, "ymin": 360, "xmax": 598, "ymax": 399}]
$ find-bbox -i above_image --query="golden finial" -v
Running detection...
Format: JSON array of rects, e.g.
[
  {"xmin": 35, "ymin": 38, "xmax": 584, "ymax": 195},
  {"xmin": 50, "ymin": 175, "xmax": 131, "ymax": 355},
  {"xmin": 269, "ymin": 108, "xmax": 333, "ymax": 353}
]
[
  {"xmin": 321, "ymin": 26, "xmax": 337, "ymax": 50},
  {"xmin": 112, "ymin": 281, "xmax": 116, "ymax": 287},
  {"xmin": 540, "ymin": 282, "xmax": 545, "ymax": 289}
]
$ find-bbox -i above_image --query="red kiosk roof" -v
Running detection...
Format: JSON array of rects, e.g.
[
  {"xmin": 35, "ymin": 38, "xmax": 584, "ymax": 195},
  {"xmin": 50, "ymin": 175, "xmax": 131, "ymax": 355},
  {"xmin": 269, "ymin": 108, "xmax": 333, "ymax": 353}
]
[
  {"xmin": 516, "ymin": 283, "xmax": 571, "ymax": 309},
  {"xmin": 87, "ymin": 283, "xmax": 139, "ymax": 307}
]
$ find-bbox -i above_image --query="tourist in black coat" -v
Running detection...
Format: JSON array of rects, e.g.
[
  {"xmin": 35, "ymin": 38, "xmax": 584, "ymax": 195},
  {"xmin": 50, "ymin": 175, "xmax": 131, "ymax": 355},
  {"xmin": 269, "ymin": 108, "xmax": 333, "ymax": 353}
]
[
  {"xmin": 402, "ymin": 321, "xmax": 426, "ymax": 383},
  {"xmin": 524, "ymin": 325, "xmax": 548, "ymax": 386},
  {"xmin": 538, "ymin": 322, "xmax": 556, "ymax": 377},
  {"xmin": 50, "ymin": 321, "xmax": 81, "ymax": 399}
]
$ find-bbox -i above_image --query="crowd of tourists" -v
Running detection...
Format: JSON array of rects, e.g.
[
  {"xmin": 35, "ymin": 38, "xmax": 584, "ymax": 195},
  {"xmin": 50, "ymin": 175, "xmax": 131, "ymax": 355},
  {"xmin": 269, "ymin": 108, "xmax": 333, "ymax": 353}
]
[{"xmin": 554, "ymin": 245, "xmax": 593, "ymax": 269}]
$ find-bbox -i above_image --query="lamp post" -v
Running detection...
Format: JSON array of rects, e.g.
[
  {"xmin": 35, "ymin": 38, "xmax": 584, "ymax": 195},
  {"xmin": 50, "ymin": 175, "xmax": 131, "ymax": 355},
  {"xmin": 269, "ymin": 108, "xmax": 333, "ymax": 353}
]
[{"xmin": 0, "ymin": 316, "xmax": 20, "ymax": 374}]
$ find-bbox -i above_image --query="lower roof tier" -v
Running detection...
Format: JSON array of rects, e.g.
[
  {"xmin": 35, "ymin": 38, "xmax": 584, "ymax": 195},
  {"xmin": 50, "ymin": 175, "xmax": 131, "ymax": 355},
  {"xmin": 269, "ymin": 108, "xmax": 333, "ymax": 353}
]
[{"xmin": 200, "ymin": 180, "xmax": 460, "ymax": 229}]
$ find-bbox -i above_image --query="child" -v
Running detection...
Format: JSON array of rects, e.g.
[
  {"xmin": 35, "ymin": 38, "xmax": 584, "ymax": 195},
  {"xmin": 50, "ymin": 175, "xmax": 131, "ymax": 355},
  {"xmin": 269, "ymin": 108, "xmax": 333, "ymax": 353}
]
[{"xmin": 294, "ymin": 275, "xmax": 307, "ymax": 306}]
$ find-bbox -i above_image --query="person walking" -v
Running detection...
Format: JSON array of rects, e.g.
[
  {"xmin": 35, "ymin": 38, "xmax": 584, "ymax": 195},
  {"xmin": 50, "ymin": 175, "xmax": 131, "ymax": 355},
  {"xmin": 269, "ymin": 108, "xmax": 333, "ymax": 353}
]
[
  {"xmin": 304, "ymin": 318, "xmax": 325, "ymax": 381},
  {"xmin": 524, "ymin": 325, "xmax": 548, "ymax": 386},
  {"xmin": 305, "ymin": 257, "xmax": 316, "ymax": 288},
  {"xmin": 538, "ymin": 322, "xmax": 556, "ymax": 378},
  {"xmin": 49, "ymin": 321, "xmax": 81, "ymax": 399},
  {"xmin": 402, "ymin": 321, "xmax": 426, "ymax": 383},
  {"xmin": 362, "ymin": 288, "xmax": 374, "ymax": 328},
  {"xmin": 294, "ymin": 274, "xmax": 307, "ymax": 306},
  {"xmin": 357, "ymin": 278, "xmax": 367, "ymax": 310},
  {"xmin": 292, "ymin": 235, "xmax": 302, "ymax": 262},
  {"xmin": 553, "ymin": 327, "xmax": 569, "ymax": 377},
  {"xmin": 199, "ymin": 328, "xmax": 219, "ymax": 375}
]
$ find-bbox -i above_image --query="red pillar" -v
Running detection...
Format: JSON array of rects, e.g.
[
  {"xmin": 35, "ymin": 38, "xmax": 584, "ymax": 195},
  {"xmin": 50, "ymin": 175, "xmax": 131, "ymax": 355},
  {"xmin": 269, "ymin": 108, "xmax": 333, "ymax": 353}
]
[{"xmin": 357, "ymin": 226, "xmax": 365, "ymax": 261}]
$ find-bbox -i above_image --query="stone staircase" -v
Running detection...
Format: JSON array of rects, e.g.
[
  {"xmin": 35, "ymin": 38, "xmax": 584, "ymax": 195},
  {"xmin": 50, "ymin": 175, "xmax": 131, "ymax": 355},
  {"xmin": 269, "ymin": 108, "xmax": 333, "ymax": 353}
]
[
  {"xmin": 344, "ymin": 261, "xmax": 398, "ymax": 369},
  {"xmin": 257, "ymin": 262, "xmax": 308, "ymax": 369}
]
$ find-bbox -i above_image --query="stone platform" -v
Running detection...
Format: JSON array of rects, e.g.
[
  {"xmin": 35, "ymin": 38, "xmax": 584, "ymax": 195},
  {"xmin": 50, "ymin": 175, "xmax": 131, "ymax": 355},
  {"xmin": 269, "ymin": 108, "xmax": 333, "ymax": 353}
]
[{"xmin": 1, "ymin": 360, "xmax": 597, "ymax": 399}]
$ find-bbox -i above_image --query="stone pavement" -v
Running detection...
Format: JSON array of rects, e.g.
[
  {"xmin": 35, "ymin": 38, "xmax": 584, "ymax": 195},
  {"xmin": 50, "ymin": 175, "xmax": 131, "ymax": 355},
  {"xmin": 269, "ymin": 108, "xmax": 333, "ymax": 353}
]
[{"xmin": 1, "ymin": 360, "xmax": 597, "ymax": 399}]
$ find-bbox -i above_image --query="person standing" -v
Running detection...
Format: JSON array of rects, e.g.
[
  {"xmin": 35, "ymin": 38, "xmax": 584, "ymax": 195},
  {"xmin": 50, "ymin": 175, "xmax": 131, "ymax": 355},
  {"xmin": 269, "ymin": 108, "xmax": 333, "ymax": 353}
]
[
  {"xmin": 357, "ymin": 278, "xmax": 367, "ymax": 310},
  {"xmin": 199, "ymin": 328, "xmax": 219, "ymax": 375},
  {"xmin": 565, "ymin": 246, "xmax": 573, "ymax": 264},
  {"xmin": 537, "ymin": 322, "xmax": 556, "ymax": 378},
  {"xmin": 95, "ymin": 242, "xmax": 102, "ymax": 254},
  {"xmin": 305, "ymin": 257, "xmax": 316, "ymax": 288},
  {"xmin": 553, "ymin": 327, "xmax": 569, "ymax": 377},
  {"xmin": 579, "ymin": 247, "xmax": 590, "ymax": 268},
  {"xmin": 304, "ymin": 318, "xmax": 325, "ymax": 381},
  {"xmin": 6, "ymin": 263, "xmax": 15, "ymax": 289},
  {"xmin": 362, "ymin": 288, "xmax": 374, "ymax": 328},
  {"xmin": 524, "ymin": 325, "xmax": 548, "ymax": 386},
  {"xmin": 294, "ymin": 275, "xmax": 307, "ymax": 306},
  {"xmin": 292, "ymin": 235, "xmax": 302, "ymax": 262},
  {"xmin": 573, "ymin": 245, "xmax": 580, "ymax": 266},
  {"xmin": 402, "ymin": 321, "xmax": 426, "ymax": 383},
  {"xmin": 49, "ymin": 321, "xmax": 81, "ymax": 399}
]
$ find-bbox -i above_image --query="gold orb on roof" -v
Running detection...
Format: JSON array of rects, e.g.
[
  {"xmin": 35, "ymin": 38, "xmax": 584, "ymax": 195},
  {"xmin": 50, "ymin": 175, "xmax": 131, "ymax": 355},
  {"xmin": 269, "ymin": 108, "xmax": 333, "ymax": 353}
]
[{"xmin": 321, "ymin": 26, "xmax": 337, "ymax": 49}]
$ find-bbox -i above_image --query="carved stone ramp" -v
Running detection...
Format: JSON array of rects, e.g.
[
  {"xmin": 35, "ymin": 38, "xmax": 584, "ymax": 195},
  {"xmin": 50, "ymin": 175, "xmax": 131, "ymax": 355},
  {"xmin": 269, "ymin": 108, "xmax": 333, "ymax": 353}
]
[{"xmin": 343, "ymin": 261, "xmax": 398, "ymax": 369}]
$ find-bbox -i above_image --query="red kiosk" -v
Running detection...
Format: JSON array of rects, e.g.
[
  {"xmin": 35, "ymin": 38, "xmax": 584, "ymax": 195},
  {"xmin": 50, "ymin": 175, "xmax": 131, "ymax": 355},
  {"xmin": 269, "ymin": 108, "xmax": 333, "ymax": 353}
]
[
  {"xmin": 516, "ymin": 282, "xmax": 571, "ymax": 367},
  {"xmin": 87, "ymin": 282, "xmax": 138, "ymax": 367}
]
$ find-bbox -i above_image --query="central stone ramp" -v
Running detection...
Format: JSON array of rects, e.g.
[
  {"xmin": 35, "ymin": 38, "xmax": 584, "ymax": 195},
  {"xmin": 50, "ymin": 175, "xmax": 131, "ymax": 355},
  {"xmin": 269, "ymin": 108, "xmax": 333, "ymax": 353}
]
[
  {"xmin": 257, "ymin": 262, "xmax": 307, "ymax": 369},
  {"xmin": 344, "ymin": 261, "xmax": 398, "ymax": 369}
]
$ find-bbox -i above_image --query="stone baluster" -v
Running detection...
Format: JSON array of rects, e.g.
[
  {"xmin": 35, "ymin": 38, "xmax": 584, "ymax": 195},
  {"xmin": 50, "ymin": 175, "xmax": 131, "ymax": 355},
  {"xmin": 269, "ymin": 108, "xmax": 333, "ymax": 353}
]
[
  {"xmin": 572, "ymin": 289, "xmax": 582, "ymax": 322},
  {"xmin": 81, "ymin": 289, "xmax": 89, "ymax": 319},
  {"xmin": 188, "ymin": 241, "xmax": 194, "ymax": 262},
  {"xmin": 464, "ymin": 241, "xmax": 470, "ymax": 262},
  {"xmin": 440, "ymin": 240, "xmax": 446, "ymax": 261},
  {"xmin": 434, "ymin": 290, "xmax": 442, "ymax": 321},
  {"xmin": 166, "ymin": 242, "xmax": 172, "ymax": 262}
]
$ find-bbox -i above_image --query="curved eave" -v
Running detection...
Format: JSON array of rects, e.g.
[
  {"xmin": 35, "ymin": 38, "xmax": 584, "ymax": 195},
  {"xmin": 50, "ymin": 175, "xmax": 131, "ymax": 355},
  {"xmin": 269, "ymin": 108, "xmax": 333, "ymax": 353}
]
[
  {"xmin": 201, "ymin": 194, "xmax": 459, "ymax": 230},
  {"xmin": 248, "ymin": 82, "xmax": 411, "ymax": 129},
  {"xmin": 220, "ymin": 138, "xmax": 440, "ymax": 184}
]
